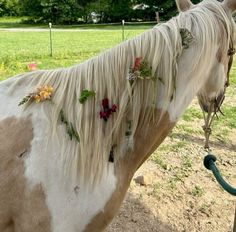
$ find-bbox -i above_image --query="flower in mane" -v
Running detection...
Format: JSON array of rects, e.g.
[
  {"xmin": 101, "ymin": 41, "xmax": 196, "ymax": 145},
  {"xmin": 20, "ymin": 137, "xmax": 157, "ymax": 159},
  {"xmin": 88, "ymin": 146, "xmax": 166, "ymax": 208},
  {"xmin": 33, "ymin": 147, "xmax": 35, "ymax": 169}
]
[
  {"xmin": 18, "ymin": 85, "xmax": 53, "ymax": 106},
  {"xmin": 100, "ymin": 98, "xmax": 117, "ymax": 121},
  {"xmin": 132, "ymin": 57, "xmax": 142, "ymax": 72},
  {"xmin": 128, "ymin": 57, "xmax": 154, "ymax": 82}
]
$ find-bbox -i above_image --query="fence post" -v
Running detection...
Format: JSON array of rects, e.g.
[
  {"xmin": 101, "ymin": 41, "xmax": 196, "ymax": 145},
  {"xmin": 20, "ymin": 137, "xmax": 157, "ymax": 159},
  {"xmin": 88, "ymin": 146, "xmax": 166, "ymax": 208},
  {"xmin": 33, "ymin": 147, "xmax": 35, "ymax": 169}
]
[
  {"xmin": 49, "ymin": 22, "xmax": 53, "ymax": 57},
  {"xmin": 122, "ymin": 20, "xmax": 125, "ymax": 41}
]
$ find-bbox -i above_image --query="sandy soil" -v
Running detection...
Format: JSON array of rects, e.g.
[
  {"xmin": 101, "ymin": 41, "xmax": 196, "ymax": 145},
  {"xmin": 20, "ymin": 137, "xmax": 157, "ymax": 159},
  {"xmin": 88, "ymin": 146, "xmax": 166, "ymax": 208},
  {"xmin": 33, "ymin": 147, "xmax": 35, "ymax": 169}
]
[{"xmin": 107, "ymin": 107, "xmax": 236, "ymax": 232}]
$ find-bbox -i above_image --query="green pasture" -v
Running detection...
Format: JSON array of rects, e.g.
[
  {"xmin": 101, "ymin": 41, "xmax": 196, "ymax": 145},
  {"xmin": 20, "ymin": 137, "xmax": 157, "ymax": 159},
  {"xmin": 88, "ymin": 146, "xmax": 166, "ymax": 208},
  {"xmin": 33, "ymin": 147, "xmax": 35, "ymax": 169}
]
[{"xmin": 0, "ymin": 27, "xmax": 148, "ymax": 79}]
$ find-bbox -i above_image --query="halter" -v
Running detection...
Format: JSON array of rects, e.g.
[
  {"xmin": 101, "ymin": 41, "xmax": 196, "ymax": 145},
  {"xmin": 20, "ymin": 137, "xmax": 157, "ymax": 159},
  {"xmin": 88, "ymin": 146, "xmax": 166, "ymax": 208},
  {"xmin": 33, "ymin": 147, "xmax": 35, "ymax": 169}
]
[{"xmin": 202, "ymin": 35, "xmax": 235, "ymax": 150}]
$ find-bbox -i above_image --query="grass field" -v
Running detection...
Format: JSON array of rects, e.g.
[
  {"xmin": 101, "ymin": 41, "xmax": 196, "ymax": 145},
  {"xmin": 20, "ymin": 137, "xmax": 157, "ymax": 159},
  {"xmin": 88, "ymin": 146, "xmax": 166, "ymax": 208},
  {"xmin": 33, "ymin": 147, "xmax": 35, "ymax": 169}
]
[
  {"xmin": 0, "ymin": 24, "xmax": 148, "ymax": 79},
  {"xmin": 0, "ymin": 17, "xmax": 156, "ymax": 79}
]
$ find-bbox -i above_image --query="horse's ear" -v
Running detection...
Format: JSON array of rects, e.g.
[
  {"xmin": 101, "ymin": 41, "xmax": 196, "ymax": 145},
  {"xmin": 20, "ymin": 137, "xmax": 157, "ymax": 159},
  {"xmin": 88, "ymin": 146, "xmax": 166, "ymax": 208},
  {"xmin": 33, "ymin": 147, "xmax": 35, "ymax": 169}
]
[
  {"xmin": 223, "ymin": 0, "xmax": 236, "ymax": 13},
  {"xmin": 176, "ymin": 0, "xmax": 194, "ymax": 12}
]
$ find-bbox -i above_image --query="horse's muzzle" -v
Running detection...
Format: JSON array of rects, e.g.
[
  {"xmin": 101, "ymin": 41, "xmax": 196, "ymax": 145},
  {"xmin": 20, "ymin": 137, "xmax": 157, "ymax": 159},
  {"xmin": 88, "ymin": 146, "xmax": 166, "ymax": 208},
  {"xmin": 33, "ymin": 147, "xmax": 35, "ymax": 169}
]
[{"xmin": 198, "ymin": 92, "xmax": 225, "ymax": 113}]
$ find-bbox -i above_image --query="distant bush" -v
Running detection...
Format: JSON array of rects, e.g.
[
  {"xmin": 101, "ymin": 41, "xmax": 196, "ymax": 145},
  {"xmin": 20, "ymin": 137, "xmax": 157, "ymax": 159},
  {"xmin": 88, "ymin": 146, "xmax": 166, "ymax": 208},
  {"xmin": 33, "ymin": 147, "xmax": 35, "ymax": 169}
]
[
  {"xmin": 0, "ymin": 0, "xmax": 20, "ymax": 16},
  {"xmin": 19, "ymin": 0, "xmax": 91, "ymax": 24}
]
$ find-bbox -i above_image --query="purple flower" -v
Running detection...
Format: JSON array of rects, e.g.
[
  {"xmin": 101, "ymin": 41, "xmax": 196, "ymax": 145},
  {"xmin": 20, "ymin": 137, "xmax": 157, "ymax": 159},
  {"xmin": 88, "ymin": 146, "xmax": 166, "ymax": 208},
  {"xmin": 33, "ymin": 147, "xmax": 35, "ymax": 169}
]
[
  {"xmin": 100, "ymin": 98, "xmax": 118, "ymax": 122},
  {"xmin": 111, "ymin": 104, "xmax": 117, "ymax": 112}
]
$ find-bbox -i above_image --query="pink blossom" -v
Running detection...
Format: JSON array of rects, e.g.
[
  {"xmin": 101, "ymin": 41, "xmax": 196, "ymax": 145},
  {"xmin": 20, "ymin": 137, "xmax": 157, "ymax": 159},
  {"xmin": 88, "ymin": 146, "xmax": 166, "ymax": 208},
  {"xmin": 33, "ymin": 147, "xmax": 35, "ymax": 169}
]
[
  {"xmin": 132, "ymin": 57, "xmax": 142, "ymax": 71},
  {"xmin": 28, "ymin": 63, "xmax": 37, "ymax": 71}
]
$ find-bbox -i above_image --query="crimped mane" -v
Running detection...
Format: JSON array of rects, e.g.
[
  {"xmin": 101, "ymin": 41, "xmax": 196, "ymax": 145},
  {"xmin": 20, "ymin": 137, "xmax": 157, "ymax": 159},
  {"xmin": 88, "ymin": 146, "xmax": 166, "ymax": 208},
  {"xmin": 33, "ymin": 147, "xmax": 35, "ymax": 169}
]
[{"xmin": 9, "ymin": 0, "xmax": 234, "ymax": 186}]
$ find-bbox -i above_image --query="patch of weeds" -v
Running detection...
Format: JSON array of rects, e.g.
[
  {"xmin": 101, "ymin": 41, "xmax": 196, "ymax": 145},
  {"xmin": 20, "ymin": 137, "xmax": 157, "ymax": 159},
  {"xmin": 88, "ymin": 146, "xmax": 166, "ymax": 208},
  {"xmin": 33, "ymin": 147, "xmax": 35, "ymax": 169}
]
[
  {"xmin": 169, "ymin": 140, "xmax": 188, "ymax": 152},
  {"xmin": 212, "ymin": 107, "xmax": 236, "ymax": 129},
  {"xmin": 199, "ymin": 203, "xmax": 211, "ymax": 215},
  {"xmin": 174, "ymin": 124, "xmax": 201, "ymax": 135},
  {"xmin": 191, "ymin": 185, "xmax": 204, "ymax": 197},
  {"xmin": 213, "ymin": 131, "xmax": 230, "ymax": 144},
  {"xmin": 152, "ymin": 183, "xmax": 162, "ymax": 198},
  {"xmin": 151, "ymin": 153, "xmax": 167, "ymax": 170},
  {"xmin": 174, "ymin": 160, "xmax": 192, "ymax": 181},
  {"xmin": 182, "ymin": 107, "xmax": 202, "ymax": 121},
  {"xmin": 182, "ymin": 155, "xmax": 192, "ymax": 169},
  {"xmin": 173, "ymin": 169, "xmax": 190, "ymax": 181},
  {"xmin": 229, "ymin": 69, "xmax": 236, "ymax": 86},
  {"xmin": 167, "ymin": 178, "xmax": 177, "ymax": 190},
  {"xmin": 157, "ymin": 144, "xmax": 172, "ymax": 152}
]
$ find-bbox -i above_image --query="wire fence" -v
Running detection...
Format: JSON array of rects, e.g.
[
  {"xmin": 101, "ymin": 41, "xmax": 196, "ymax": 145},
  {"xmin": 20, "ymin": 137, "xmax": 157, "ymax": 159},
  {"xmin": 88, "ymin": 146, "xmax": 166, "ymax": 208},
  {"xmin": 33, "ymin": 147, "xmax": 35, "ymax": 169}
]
[
  {"xmin": 46, "ymin": 21, "xmax": 154, "ymax": 57},
  {"xmin": 0, "ymin": 21, "xmax": 156, "ymax": 78}
]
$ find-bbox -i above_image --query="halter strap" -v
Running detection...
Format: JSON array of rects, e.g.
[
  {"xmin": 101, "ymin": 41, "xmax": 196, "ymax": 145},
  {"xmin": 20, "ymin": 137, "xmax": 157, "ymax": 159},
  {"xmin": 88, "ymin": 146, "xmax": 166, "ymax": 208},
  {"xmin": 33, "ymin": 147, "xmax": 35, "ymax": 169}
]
[{"xmin": 202, "ymin": 36, "xmax": 235, "ymax": 150}]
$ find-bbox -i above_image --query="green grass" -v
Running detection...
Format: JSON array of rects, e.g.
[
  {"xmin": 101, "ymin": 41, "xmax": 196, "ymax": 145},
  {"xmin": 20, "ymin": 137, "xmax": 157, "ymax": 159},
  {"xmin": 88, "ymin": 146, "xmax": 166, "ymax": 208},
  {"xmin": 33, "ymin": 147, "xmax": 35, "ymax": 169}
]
[
  {"xmin": 0, "ymin": 16, "xmax": 45, "ymax": 29},
  {"xmin": 151, "ymin": 152, "xmax": 168, "ymax": 170},
  {"xmin": 182, "ymin": 107, "xmax": 202, "ymax": 121},
  {"xmin": 212, "ymin": 106, "xmax": 236, "ymax": 129},
  {"xmin": 0, "ymin": 29, "xmax": 145, "ymax": 79},
  {"xmin": 190, "ymin": 185, "xmax": 205, "ymax": 197},
  {"xmin": 0, "ymin": 17, "xmax": 154, "ymax": 79}
]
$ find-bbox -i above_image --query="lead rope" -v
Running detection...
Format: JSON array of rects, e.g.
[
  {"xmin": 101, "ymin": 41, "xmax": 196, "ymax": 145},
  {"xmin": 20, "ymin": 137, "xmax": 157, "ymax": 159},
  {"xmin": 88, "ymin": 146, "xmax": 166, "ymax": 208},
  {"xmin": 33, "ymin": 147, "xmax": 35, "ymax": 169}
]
[
  {"xmin": 202, "ymin": 40, "xmax": 235, "ymax": 151},
  {"xmin": 202, "ymin": 38, "xmax": 236, "ymax": 231},
  {"xmin": 202, "ymin": 102, "xmax": 215, "ymax": 151}
]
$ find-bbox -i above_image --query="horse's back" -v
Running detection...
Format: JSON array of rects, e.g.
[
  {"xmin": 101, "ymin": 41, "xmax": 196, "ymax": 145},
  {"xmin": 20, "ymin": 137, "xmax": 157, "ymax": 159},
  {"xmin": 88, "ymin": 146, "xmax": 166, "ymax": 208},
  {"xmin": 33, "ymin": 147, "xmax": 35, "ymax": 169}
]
[{"xmin": 0, "ymin": 76, "xmax": 52, "ymax": 232}]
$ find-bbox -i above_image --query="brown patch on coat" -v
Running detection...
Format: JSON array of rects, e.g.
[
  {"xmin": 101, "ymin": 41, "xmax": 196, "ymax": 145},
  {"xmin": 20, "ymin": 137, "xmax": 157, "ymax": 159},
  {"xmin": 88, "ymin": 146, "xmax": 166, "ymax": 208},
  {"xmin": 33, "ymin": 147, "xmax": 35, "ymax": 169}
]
[
  {"xmin": 176, "ymin": 0, "xmax": 193, "ymax": 12},
  {"xmin": 84, "ymin": 110, "xmax": 175, "ymax": 231},
  {"xmin": 224, "ymin": 0, "xmax": 236, "ymax": 13},
  {"xmin": 0, "ymin": 116, "xmax": 51, "ymax": 232}
]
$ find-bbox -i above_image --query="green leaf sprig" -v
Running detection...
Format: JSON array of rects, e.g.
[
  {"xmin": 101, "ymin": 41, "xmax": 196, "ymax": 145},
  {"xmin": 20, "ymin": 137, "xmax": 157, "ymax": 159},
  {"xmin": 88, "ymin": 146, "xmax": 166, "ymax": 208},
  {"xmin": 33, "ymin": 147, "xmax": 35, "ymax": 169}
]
[
  {"xmin": 18, "ymin": 96, "xmax": 31, "ymax": 106},
  {"xmin": 60, "ymin": 110, "xmax": 80, "ymax": 142},
  {"xmin": 180, "ymin": 28, "xmax": 193, "ymax": 49},
  {"xmin": 79, "ymin": 90, "xmax": 96, "ymax": 104},
  {"xmin": 139, "ymin": 60, "xmax": 153, "ymax": 80}
]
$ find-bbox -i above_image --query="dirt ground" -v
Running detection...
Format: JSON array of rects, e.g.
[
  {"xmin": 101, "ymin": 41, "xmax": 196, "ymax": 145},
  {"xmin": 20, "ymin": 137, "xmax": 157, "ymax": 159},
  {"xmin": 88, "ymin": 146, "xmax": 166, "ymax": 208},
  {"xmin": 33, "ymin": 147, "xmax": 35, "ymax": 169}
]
[{"xmin": 107, "ymin": 101, "xmax": 236, "ymax": 232}]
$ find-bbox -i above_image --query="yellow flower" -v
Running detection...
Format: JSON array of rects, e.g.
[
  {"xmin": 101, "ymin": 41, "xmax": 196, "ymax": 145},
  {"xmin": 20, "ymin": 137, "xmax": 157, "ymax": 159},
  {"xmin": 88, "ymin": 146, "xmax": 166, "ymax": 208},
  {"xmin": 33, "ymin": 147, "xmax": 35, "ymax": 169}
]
[
  {"xmin": 39, "ymin": 91, "xmax": 49, "ymax": 100},
  {"xmin": 19, "ymin": 85, "xmax": 54, "ymax": 106},
  {"xmin": 34, "ymin": 94, "xmax": 41, "ymax": 103},
  {"xmin": 36, "ymin": 85, "xmax": 53, "ymax": 102},
  {"xmin": 44, "ymin": 85, "xmax": 53, "ymax": 93}
]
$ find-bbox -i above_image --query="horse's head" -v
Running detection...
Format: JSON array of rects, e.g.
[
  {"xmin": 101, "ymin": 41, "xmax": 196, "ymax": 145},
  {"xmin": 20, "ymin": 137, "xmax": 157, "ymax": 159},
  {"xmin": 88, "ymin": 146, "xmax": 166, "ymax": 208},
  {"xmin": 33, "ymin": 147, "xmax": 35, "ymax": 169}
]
[{"xmin": 177, "ymin": 0, "xmax": 236, "ymax": 113}]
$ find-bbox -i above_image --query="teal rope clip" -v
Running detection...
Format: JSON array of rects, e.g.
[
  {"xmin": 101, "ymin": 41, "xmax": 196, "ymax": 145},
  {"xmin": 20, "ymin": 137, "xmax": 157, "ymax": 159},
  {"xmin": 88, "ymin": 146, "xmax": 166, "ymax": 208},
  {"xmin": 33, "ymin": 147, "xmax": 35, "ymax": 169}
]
[{"xmin": 204, "ymin": 154, "xmax": 236, "ymax": 196}]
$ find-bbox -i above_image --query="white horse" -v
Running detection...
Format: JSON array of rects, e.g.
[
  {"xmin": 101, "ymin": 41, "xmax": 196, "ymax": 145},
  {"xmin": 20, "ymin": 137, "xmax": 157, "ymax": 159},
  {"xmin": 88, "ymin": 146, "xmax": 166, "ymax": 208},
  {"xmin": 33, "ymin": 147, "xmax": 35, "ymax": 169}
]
[{"xmin": 0, "ymin": 0, "xmax": 235, "ymax": 231}]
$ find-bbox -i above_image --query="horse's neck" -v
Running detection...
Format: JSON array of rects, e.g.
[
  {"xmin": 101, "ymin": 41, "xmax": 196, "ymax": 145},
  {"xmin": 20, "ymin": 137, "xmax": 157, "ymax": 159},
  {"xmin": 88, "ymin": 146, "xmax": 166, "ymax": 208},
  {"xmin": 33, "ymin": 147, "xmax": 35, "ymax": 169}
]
[
  {"xmin": 129, "ymin": 49, "xmax": 213, "ymax": 171},
  {"xmin": 130, "ymin": 110, "xmax": 175, "ymax": 171}
]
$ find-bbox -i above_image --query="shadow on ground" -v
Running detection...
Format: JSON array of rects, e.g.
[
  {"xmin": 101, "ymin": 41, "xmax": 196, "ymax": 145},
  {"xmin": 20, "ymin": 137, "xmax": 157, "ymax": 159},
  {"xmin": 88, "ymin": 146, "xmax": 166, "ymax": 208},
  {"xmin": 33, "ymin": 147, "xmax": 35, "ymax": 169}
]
[
  {"xmin": 107, "ymin": 192, "xmax": 176, "ymax": 232},
  {"xmin": 171, "ymin": 132, "xmax": 236, "ymax": 152}
]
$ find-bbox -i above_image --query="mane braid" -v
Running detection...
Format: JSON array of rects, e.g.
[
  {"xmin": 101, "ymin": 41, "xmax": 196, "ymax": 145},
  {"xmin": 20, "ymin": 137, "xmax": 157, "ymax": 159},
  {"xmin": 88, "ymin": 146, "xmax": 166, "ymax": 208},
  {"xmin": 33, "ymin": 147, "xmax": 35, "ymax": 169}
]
[{"xmin": 10, "ymin": 0, "xmax": 234, "ymax": 187}]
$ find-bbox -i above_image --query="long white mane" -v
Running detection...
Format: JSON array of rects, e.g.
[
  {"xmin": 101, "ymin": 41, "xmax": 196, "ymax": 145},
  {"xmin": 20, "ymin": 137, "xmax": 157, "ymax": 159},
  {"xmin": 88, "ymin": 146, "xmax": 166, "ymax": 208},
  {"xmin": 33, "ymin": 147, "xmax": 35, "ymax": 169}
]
[{"xmin": 8, "ymin": 0, "xmax": 234, "ymax": 185}]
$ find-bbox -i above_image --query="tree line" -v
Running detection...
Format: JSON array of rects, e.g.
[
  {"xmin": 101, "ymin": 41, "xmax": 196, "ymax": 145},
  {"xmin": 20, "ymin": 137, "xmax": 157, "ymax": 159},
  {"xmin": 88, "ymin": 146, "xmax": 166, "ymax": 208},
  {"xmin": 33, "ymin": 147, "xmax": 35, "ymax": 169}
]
[{"xmin": 0, "ymin": 0, "xmax": 201, "ymax": 24}]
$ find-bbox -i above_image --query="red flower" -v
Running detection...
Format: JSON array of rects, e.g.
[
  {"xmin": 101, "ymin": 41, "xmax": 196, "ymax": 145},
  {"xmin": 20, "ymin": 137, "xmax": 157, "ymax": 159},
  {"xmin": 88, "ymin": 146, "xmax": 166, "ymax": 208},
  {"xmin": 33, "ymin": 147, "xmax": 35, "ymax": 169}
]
[
  {"xmin": 102, "ymin": 98, "xmax": 109, "ymax": 108},
  {"xmin": 132, "ymin": 57, "xmax": 142, "ymax": 71},
  {"xmin": 100, "ymin": 111, "xmax": 107, "ymax": 118},
  {"xmin": 100, "ymin": 98, "xmax": 117, "ymax": 122},
  {"xmin": 28, "ymin": 63, "xmax": 37, "ymax": 71},
  {"xmin": 111, "ymin": 104, "xmax": 117, "ymax": 112}
]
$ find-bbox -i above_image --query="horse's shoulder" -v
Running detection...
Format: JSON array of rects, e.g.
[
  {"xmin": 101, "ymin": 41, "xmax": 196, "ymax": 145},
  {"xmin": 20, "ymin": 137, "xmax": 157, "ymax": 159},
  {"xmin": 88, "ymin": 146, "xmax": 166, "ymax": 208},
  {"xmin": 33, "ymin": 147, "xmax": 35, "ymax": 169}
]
[{"xmin": 0, "ymin": 116, "xmax": 51, "ymax": 231}]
